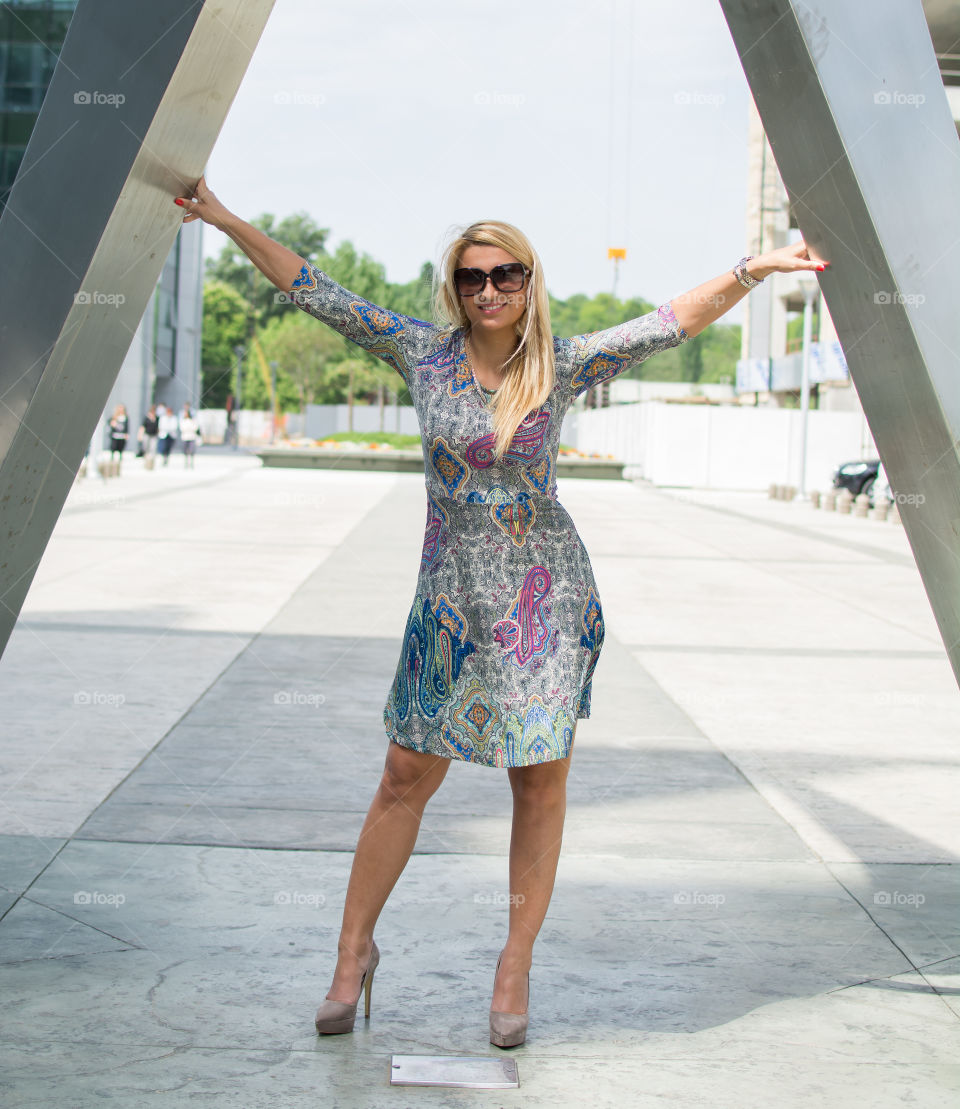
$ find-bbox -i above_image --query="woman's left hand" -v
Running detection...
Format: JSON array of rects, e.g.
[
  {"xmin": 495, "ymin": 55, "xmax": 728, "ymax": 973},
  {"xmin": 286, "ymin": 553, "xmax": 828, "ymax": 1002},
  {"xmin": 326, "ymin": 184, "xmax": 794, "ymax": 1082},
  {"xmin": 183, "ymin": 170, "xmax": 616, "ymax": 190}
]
[{"xmin": 752, "ymin": 240, "xmax": 829, "ymax": 280}]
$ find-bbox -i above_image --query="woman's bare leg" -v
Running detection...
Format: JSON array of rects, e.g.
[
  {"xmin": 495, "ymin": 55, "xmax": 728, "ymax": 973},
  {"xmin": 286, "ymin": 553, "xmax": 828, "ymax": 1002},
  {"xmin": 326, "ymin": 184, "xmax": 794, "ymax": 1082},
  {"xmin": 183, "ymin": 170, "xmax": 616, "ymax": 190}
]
[
  {"xmin": 492, "ymin": 742, "xmax": 573, "ymax": 1013},
  {"xmin": 325, "ymin": 740, "xmax": 450, "ymax": 1002}
]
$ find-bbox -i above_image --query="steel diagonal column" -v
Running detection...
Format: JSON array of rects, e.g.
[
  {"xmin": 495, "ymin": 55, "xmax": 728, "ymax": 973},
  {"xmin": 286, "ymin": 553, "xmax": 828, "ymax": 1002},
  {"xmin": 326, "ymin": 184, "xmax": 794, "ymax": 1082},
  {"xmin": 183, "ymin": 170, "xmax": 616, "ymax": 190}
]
[
  {"xmin": 719, "ymin": 0, "xmax": 960, "ymax": 686},
  {"xmin": 0, "ymin": 0, "xmax": 275, "ymax": 657}
]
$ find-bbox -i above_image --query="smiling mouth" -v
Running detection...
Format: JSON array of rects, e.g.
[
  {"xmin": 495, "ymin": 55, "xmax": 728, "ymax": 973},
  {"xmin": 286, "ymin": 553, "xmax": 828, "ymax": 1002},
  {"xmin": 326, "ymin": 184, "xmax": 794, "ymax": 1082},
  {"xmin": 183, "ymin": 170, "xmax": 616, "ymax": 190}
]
[{"xmin": 478, "ymin": 303, "xmax": 505, "ymax": 314}]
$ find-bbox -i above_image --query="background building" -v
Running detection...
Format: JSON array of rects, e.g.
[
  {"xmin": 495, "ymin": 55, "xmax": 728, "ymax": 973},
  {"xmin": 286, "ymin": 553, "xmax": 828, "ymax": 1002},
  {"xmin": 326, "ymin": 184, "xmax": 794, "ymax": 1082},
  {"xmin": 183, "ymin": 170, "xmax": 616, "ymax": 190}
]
[
  {"xmin": 0, "ymin": 0, "xmax": 203, "ymax": 455},
  {"xmin": 737, "ymin": 0, "xmax": 960, "ymax": 413},
  {"xmin": 737, "ymin": 98, "xmax": 852, "ymax": 411}
]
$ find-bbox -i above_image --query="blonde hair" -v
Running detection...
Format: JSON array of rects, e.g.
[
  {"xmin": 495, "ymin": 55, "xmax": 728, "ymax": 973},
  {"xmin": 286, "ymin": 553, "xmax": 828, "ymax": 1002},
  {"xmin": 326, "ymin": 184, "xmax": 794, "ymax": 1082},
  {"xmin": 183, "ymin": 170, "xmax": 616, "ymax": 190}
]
[{"xmin": 434, "ymin": 220, "xmax": 555, "ymax": 460}]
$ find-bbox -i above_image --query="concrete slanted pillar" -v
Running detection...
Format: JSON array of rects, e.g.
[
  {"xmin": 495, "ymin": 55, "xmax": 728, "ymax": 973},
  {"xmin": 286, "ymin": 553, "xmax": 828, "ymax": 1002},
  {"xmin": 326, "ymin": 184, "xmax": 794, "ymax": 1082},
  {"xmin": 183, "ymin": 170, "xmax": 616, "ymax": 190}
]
[
  {"xmin": 720, "ymin": 0, "xmax": 960, "ymax": 686},
  {"xmin": 0, "ymin": 0, "xmax": 276, "ymax": 658}
]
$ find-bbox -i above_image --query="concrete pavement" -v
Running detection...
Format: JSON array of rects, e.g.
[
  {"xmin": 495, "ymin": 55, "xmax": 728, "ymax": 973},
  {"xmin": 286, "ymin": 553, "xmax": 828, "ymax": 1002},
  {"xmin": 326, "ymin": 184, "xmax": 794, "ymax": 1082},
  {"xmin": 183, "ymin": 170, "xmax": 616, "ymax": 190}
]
[{"xmin": 1, "ymin": 452, "xmax": 957, "ymax": 1106}]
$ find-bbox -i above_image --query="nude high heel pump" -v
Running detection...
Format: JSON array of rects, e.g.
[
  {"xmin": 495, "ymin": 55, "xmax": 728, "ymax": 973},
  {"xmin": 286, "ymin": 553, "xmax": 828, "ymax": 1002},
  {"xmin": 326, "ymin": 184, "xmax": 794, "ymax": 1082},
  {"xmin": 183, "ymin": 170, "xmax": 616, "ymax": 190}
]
[
  {"xmin": 489, "ymin": 951, "xmax": 529, "ymax": 1049},
  {"xmin": 315, "ymin": 941, "xmax": 380, "ymax": 1035}
]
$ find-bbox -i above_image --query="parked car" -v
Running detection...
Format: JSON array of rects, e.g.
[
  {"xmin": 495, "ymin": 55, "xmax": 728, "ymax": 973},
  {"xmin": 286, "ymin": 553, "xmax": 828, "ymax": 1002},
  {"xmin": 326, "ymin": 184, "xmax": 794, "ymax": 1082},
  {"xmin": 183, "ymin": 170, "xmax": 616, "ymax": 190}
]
[
  {"xmin": 833, "ymin": 459, "xmax": 880, "ymax": 498},
  {"xmin": 833, "ymin": 458, "xmax": 894, "ymax": 507}
]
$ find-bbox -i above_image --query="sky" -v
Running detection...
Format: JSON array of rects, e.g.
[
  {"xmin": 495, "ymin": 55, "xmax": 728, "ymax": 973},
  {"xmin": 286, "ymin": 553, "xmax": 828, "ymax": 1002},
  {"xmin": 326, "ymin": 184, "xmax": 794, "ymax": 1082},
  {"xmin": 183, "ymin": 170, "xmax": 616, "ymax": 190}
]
[{"xmin": 203, "ymin": 0, "xmax": 756, "ymax": 317}]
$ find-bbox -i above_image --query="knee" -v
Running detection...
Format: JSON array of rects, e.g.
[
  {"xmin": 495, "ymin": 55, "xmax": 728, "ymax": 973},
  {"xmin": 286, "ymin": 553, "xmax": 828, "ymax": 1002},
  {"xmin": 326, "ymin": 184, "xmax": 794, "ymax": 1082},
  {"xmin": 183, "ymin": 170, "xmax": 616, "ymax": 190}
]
[
  {"xmin": 379, "ymin": 743, "xmax": 448, "ymax": 806},
  {"xmin": 509, "ymin": 762, "xmax": 569, "ymax": 809}
]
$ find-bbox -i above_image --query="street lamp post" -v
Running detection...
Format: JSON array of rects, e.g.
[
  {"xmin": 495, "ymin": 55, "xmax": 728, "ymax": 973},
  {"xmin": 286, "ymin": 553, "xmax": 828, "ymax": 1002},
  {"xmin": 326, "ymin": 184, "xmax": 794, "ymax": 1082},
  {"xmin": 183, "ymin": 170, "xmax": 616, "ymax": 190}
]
[
  {"xmin": 797, "ymin": 278, "xmax": 819, "ymax": 497},
  {"xmin": 270, "ymin": 360, "xmax": 278, "ymax": 444},
  {"xmin": 233, "ymin": 344, "xmax": 245, "ymax": 450}
]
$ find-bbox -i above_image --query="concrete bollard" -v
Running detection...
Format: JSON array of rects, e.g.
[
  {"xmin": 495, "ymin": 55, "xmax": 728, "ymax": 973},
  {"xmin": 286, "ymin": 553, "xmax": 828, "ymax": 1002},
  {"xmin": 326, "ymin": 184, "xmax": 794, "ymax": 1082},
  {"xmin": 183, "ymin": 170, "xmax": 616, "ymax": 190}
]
[
  {"xmin": 786, "ymin": 485, "xmax": 797, "ymax": 501},
  {"xmin": 854, "ymin": 492, "xmax": 870, "ymax": 517},
  {"xmin": 810, "ymin": 490, "xmax": 821, "ymax": 508},
  {"xmin": 768, "ymin": 483, "xmax": 778, "ymax": 499},
  {"xmin": 823, "ymin": 490, "xmax": 837, "ymax": 511},
  {"xmin": 837, "ymin": 488, "xmax": 854, "ymax": 514}
]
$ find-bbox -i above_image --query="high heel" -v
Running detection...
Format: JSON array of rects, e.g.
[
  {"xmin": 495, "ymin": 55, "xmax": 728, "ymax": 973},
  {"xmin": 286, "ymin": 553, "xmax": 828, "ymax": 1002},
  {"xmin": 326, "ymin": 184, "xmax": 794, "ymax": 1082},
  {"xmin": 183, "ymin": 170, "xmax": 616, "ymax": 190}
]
[
  {"xmin": 315, "ymin": 941, "xmax": 380, "ymax": 1035},
  {"xmin": 489, "ymin": 951, "xmax": 529, "ymax": 1049}
]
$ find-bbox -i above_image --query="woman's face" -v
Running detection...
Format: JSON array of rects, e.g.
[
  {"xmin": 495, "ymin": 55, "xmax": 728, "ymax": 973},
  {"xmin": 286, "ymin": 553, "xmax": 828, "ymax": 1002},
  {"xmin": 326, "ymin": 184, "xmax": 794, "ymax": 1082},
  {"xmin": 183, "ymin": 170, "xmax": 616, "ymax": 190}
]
[{"xmin": 456, "ymin": 244, "xmax": 528, "ymax": 336}]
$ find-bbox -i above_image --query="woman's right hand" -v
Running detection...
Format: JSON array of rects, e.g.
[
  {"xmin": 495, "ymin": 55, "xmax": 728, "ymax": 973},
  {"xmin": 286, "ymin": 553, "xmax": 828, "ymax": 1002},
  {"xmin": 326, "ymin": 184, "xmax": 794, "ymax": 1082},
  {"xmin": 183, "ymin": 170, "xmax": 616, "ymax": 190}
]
[
  {"xmin": 174, "ymin": 174, "xmax": 234, "ymax": 230},
  {"xmin": 174, "ymin": 174, "xmax": 308, "ymax": 292}
]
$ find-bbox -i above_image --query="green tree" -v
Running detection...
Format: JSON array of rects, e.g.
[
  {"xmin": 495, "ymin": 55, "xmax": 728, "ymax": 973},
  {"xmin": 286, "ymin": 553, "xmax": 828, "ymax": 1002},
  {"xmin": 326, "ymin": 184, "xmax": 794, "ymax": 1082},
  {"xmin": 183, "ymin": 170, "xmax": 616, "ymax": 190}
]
[
  {"xmin": 698, "ymin": 322, "xmax": 741, "ymax": 384},
  {"xmin": 320, "ymin": 240, "xmax": 390, "ymax": 305},
  {"xmin": 200, "ymin": 281, "xmax": 254, "ymax": 408},
  {"xmin": 205, "ymin": 211, "xmax": 329, "ymax": 327},
  {"xmin": 238, "ymin": 339, "xmax": 302, "ymax": 413},
  {"xmin": 387, "ymin": 260, "xmax": 435, "ymax": 321},
  {"xmin": 679, "ymin": 333, "xmax": 705, "ymax": 383},
  {"xmin": 548, "ymin": 287, "xmax": 741, "ymax": 385},
  {"xmin": 254, "ymin": 310, "xmax": 348, "ymax": 409},
  {"xmin": 292, "ymin": 241, "xmax": 428, "ymax": 390},
  {"xmin": 548, "ymin": 291, "xmax": 656, "ymax": 338},
  {"xmin": 326, "ymin": 357, "xmax": 385, "ymax": 409},
  {"xmin": 252, "ymin": 310, "xmax": 411, "ymax": 409}
]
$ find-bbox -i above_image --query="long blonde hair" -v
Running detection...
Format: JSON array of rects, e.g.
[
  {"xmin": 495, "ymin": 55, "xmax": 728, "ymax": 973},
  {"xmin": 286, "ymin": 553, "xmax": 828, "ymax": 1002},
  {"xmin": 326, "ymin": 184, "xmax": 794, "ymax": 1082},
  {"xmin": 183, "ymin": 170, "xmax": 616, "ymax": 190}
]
[{"xmin": 434, "ymin": 220, "xmax": 555, "ymax": 460}]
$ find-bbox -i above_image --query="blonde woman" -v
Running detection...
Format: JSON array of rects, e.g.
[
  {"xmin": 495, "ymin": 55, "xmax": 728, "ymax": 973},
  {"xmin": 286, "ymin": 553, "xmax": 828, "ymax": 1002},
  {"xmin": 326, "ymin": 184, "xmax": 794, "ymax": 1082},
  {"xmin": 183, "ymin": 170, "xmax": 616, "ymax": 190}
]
[{"xmin": 175, "ymin": 177, "xmax": 827, "ymax": 1048}]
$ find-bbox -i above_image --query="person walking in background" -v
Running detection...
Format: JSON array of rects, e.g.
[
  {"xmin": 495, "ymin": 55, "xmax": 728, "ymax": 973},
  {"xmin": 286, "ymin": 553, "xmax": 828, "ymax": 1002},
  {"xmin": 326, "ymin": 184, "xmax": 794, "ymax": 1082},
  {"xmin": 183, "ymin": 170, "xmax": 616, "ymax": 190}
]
[
  {"xmin": 139, "ymin": 404, "xmax": 160, "ymax": 468},
  {"xmin": 158, "ymin": 404, "xmax": 178, "ymax": 466},
  {"xmin": 225, "ymin": 393, "xmax": 237, "ymax": 448},
  {"xmin": 179, "ymin": 404, "xmax": 200, "ymax": 469},
  {"xmin": 108, "ymin": 404, "xmax": 129, "ymax": 473}
]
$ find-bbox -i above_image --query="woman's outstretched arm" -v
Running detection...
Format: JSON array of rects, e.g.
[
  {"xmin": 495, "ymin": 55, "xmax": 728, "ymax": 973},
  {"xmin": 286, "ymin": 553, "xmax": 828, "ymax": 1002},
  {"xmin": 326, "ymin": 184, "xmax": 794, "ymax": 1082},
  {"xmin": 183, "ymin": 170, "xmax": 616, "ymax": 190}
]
[
  {"xmin": 174, "ymin": 175, "xmax": 435, "ymax": 384},
  {"xmin": 174, "ymin": 174, "xmax": 305, "ymax": 292},
  {"xmin": 671, "ymin": 240, "xmax": 829, "ymax": 338}
]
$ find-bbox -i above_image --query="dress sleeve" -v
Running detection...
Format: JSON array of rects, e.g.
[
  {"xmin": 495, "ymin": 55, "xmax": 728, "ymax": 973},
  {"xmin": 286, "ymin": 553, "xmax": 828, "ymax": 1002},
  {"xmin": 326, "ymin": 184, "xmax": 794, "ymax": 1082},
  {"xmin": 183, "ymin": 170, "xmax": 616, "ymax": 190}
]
[
  {"xmin": 565, "ymin": 302, "xmax": 689, "ymax": 399},
  {"xmin": 286, "ymin": 261, "xmax": 434, "ymax": 384}
]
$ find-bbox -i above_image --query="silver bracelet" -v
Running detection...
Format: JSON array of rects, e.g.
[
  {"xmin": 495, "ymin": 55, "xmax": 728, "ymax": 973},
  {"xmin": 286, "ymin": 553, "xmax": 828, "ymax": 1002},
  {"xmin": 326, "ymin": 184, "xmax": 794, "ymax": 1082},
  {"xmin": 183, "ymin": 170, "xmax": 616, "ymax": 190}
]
[{"xmin": 733, "ymin": 255, "xmax": 763, "ymax": 290}]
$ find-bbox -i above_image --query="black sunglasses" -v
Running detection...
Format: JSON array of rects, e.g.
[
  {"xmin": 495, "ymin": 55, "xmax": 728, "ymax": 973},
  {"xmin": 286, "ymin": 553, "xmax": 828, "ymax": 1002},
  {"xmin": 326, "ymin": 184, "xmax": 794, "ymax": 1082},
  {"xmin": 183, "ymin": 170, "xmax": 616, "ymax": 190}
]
[{"xmin": 453, "ymin": 262, "xmax": 530, "ymax": 297}]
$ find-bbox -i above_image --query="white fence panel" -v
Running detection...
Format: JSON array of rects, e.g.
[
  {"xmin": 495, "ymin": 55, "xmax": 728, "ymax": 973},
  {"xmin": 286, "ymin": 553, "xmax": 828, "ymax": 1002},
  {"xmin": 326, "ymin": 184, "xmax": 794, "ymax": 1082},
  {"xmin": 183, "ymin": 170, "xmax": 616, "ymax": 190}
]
[{"xmin": 569, "ymin": 401, "xmax": 876, "ymax": 490}]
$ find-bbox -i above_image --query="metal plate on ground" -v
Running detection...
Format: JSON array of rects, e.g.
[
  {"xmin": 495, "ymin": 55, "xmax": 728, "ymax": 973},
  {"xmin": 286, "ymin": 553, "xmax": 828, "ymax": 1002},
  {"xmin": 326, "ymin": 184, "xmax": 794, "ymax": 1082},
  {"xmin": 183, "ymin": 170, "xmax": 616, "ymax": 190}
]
[{"xmin": 390, "ymin": 1055, "xmax": 519, "ymax": 1088}]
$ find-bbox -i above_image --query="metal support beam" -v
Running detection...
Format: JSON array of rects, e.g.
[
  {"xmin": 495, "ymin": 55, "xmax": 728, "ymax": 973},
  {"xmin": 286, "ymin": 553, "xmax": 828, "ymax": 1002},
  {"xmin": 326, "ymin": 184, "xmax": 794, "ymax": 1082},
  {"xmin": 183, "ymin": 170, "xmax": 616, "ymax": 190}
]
[
  {"xmin": 720, "ymin": 0, "xmax": 960, "ymax": 686},
  {"xmin": 0, "ymin": 0, "xmax": 275, "ymax": 657}
]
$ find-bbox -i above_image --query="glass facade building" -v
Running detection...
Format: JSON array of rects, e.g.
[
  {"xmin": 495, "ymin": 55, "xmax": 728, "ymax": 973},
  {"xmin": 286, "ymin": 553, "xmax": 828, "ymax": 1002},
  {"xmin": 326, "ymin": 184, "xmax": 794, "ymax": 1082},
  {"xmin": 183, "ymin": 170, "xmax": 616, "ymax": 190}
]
[
  {"xmin": 0, "ymin": 1, "xmax": 77, "ymax": 214},
  {"xmin": 0, "ymin": 0, "xmax": 203, "ymax": 453}
]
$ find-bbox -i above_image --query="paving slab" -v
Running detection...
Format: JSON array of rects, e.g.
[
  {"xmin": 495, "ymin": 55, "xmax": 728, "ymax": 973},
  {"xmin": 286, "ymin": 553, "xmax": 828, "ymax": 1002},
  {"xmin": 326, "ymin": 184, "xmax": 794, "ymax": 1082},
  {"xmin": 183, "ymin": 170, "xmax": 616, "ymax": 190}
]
[{"xmin": 0, "ymin": 458, "xmax": 957, "ymax": 1106}]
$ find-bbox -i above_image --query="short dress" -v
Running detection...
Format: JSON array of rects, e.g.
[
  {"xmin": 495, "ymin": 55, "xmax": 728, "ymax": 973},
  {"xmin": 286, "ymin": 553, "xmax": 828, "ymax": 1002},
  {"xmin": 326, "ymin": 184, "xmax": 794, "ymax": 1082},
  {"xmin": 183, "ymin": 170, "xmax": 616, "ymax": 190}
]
[{"xmin": 289, "ymin": 263, "xmax": 688, "ymax": 767}]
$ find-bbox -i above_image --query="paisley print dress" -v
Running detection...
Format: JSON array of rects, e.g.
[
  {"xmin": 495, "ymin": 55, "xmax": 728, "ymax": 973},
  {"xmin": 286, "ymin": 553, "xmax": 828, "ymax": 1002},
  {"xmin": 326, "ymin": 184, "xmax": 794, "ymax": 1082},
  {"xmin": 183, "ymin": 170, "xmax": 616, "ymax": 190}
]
[{"xmin": 289, "ymin": 263, "xmax": 688, "ymax": 767}]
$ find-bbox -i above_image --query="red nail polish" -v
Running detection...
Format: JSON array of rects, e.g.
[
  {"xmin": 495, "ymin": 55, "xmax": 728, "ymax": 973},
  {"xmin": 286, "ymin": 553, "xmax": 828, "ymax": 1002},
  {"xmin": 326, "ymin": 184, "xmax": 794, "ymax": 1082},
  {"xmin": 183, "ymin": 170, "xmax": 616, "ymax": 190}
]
[
  {"xmin": 816, "ymin": 264, "xmax": 825, "ymax": 271},
  {"xmin": 174, "ymin": 197, "xmax": 184, "ymax": 206}
]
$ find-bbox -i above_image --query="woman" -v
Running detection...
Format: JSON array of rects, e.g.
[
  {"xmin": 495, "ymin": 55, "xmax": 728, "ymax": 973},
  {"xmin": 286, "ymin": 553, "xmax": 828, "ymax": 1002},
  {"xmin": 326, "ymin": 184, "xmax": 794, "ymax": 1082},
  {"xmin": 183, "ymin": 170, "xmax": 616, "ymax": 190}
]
[
  {"xmin": 157, "ymin": 403, "xmax": 179, "ymax": 466},
  {"xmin": 179, "ymin": 404, "xmax": 200, "ymax": 469},
  {"xmin": 175, "ymin": 177, "xmax": 828, "ymax": 1048},
  {"xmin": 108, "ymin": 404, "xmax": 129, "ymax": 471},
  {"xmin": 139, "ymin": 404, "xmax": 160, "ymax": 466}
]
